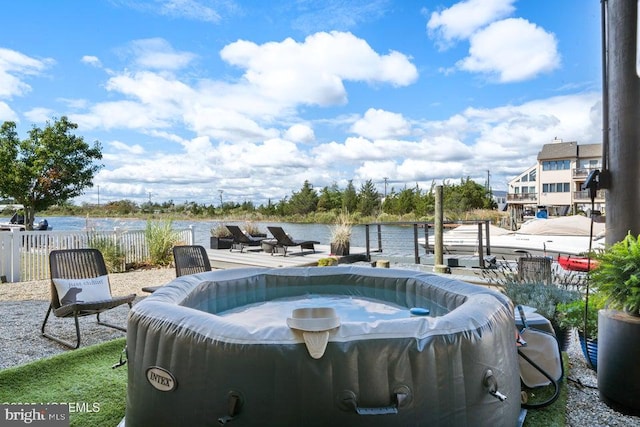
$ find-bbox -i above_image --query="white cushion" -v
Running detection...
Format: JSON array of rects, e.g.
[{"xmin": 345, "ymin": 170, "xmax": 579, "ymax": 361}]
[{"xmin": 53, "ymin": 275, "xmax": 111, "ymax": 305}]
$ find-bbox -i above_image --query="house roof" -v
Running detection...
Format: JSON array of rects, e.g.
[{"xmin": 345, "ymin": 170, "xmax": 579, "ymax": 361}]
[{"xmin": 537, "ymin": 141, "xmax": 602, "ymax": 160}]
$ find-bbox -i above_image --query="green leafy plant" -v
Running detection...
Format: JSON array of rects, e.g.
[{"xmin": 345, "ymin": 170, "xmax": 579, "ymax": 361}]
[
  {"xmin": 88, "ymin": 234, "xmax": 125, "ymax": 273},
  {"xmin": 591, "ymin": 232, "xmax": 640, "ymax": 316},
  {"xmin": 317, "ymin": 257, "xmax": 338, "ymax": 266},
  {"xmin": 145, "ymin": 219, "xmax": 180, "ymax": 266},
  {"xmin": 556, "ymin": 293, "xmax": 606, "ymax": 339},
  {"xmin": 481, "ymin": 259, "xmax": 583, "ymax": 325}
]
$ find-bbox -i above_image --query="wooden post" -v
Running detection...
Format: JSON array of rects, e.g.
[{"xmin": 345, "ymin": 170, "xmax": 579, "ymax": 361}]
[{"xmin": 433, "ymin": 185, "xmax": 450, "ymax": 273}]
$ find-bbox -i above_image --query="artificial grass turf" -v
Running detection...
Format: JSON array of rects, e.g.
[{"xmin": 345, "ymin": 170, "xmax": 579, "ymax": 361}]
[
  {"xmin": 522, "ymin": 352, "xmax": 569, "ymax": 427},
  {"xmin": 0, "ymin": 337, "xmax": 568, "ymax": 427},
  {"xmin": 0, "ymin": 338, "xmax": 128, "ymax": 427}
]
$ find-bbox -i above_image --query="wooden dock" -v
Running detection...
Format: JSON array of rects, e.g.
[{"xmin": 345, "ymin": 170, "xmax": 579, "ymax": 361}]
[{"xmin": 206, "ymin": 245, "xmax": 369, "ymax": 269}]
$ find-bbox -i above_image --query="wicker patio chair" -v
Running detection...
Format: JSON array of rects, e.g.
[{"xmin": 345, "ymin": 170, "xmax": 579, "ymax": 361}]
[
  {"xmin": 42, "ymin": 248, "xmax": 136, "ymax": 349},
  {"xmin": 142, "ymin": 245, "xmax": 212, "ymax": 293}
]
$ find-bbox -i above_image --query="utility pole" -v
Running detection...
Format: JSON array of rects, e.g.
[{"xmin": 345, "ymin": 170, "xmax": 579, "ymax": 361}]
[
  {"xmin": 218, "ymin": 190, "xmax": 224, "ymax": 207},
  {"xmin": 383, "ymin": 177, "xmax": 389, "ymax": 197}
]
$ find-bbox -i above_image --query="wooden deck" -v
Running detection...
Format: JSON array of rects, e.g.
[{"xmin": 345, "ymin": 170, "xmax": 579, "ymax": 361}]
[{"xmin": 206, "ymin": 244, "xmax": 369, "ymax": 269}]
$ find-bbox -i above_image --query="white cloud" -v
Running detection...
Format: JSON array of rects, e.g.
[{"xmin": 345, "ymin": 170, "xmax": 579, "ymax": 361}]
[
  {"xmin": 23, "ymin": 107, "xmax": 56, "ymax": 123},
  {"xmin": 284, "ymin": 124, "xmax": 315, "ymax": 143},
  {"xmin": 81, "ymin": 55, "xmax": 102, "ymax": 67},
  {"xmin": 0, "ymin": 101, "xmax": 17, "ymax": 122},
  {"xmin": 109, "ymin": 140, "xmax": 145, "ymax": 155},
  {"xmin": 112, "ymin": 0, "xmax": 230, "ymax": 24},
  {"xmin": 125, "ymin": 38, "xmax": 197, "ymax": 70},
  {"xmin": 350, "ymin": 108, "xmax": 411, "ymax": 139},
  {"xmin": 220, "ymin": 31, "xmax": 418, "ymax": 106},
  {"xmin": 457, "ymin": 18, "xmax": 560, "ymax": 82},
  {"xmin": 157, "ymin": 0, "xmax": 225, "ymax": 23},
  {"xmin": 427, "ymin": 0, "xmax": 516, "ymax": 48},
  {"xmin": 0, "ymin": 48, "xmax": 53, "ymax": 99}
]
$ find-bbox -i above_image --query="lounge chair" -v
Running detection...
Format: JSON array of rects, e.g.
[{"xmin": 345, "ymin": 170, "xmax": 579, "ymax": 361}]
[
  {"xmin": 266, "ymin": 226, "xmax": 320, "ymax": 256},
  {"xmin": 42, "ymin": 249, "xmax": 136, "ymax": 349},
  {"xmin": 226, "ymin": 225, "xmax": 266, "ymax": 252},
  {"xmin": 142, "ymin": 245, "xmax": 211, "ymax": 293}
]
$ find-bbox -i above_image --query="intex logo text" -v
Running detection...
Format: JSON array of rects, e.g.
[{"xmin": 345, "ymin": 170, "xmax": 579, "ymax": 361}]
[{"xmin": 146, "ymin": 367, "xmax": 177, "ymax": 392}]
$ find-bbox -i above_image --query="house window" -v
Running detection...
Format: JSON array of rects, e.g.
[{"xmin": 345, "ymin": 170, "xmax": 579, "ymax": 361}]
[
  {"xmin": 528, "ymin": 170, "xmax": 536, "ymax": 181},
  {"xmin": 522, "ymin": 174, "xmax": 528, "ymax": 182},
  {"xmin": 543, "ymin": 183, "xmax": 569, "ymax": 192},
  {"xmin": 542, "ymin": 160, "xmax": 571, "ymax": 171}
]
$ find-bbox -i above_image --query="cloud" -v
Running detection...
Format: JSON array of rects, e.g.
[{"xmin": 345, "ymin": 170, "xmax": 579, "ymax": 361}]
[
  {"xmin": 24, "ymin": 107, "xmax": 56, "ymax": 123},
  {"xmin": 0, "ymin": 47, "xmax": 53, "ymax": 99},
  {"xmin": 220, "ymin": 31, "xmax": 418, "ymax": 107},
  {"xmin": 284, "ymin": 123, "xmax": 315, "ymax": 143},
  {"xmin": 109, "ymin": 140, "xmax": 146, "ymax": 155},
  {"xmin": 0, "ymin": 101, "xmax": 17, "ymax": 122},
  {"xmin": 75, "ymin": 33, "xmax": 418, "ymax": 144},
  {"xmin": 457, "ymin": 18, "xmax": 560, "ymax": 82},
  {"xmin": 112, "ymin": 0, "xmax": 232, "ymax": 24},
  {"xmin": 291, "ymin": 0, "xmax": 390, "ymax": 33},
  {"xmin": 81, "ymin": 55, "xmax": 102, "ymax": 67},
  {"xmin": 124, "ymin": 38, "xmax": 197, "ymax": 70},
  {"xmin": 427, "ymin": 0, "xmax": 516, "ymax": 48},
  {"xmin": 350, "ymin": 108, "xmax": 411, "ymax": 139}
]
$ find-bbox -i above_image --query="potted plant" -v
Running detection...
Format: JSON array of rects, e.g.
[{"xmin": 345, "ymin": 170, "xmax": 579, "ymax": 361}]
[
  {"xmin": 243, "ymin": 221, "xmax": 266, "ymax": 238},
  {"xmin": 329, "ymin": 211, "xmax": 352, "ymax": 256},
  {"xmin": 210, "ymin": 224, "xmax": 233, "ymax": 250},
  {"xmin": 483, "ymin": 260, "xmax": 582, "ymax": 351},
  {"xmin": 556, "ymin": 293, "xmax": 604, "ymax": 369},
  {"xmin": 590, "ymin": 232, "xmax": 640, "ymax": 414}
]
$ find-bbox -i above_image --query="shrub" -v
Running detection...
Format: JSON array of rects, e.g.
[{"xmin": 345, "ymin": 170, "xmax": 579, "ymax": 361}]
[
  {"xmin": 88, "ymin": 234, "xmax": 125, "ymax": 273},
  {"xmin": 145, "ymin": 220, "xmax": 179, "ymax": 266}
]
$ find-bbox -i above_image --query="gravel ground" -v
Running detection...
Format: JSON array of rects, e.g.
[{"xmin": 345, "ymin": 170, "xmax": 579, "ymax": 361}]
[{"xmin": 1, "ymin": 268, "xmax": 638, "ymax": 426}]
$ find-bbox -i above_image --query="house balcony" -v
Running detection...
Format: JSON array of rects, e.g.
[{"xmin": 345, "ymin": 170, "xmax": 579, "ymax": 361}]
[
  {"xmin": 573, "ymin": 167, "xmax": 601, "ymax": 179},
  {"xmin": 507, "ymin": 193, "xmax": 538, "ymax": 203},
  {"xmin": 573, "ymin": 189, "xmax": 606, "ymax": 201}
]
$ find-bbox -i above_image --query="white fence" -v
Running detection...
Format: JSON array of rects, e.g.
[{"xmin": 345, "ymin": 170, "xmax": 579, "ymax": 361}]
[{"xmin": 0, "ymin": 227, "xmax": 194, "ymax": 283}]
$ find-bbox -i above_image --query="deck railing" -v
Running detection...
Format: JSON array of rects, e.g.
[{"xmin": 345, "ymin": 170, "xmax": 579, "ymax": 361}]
[
  {"xmin": 363, "ymin": 220, "xmax": 493, "ymax": 268},
  {"xmin": 0, "ymin": 227, "xmax": 194, "ymax": 283}
]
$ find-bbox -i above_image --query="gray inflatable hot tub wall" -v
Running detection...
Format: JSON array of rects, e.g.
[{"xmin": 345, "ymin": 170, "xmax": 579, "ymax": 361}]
[{"xmin": 125, "ymin": 266, "xmax": 520, "ymax": 426}]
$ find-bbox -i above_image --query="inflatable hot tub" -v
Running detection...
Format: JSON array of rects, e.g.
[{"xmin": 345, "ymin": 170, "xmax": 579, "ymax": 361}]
[{"xmin": 125, "ymin": 266, "xmax": 520, "ymax": 426}]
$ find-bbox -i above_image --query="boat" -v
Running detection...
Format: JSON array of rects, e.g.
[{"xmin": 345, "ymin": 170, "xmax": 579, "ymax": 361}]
[
  {"xmin": 420, "ymin": 215, "xmax": 605, "ymax": 260},
  {"xmin": 0, "ymin": 210, "xmax": 51, "ymax": 231},
  {"xmin": 557, "ymin": 255, "xmax": 599, "ymax": 272}
]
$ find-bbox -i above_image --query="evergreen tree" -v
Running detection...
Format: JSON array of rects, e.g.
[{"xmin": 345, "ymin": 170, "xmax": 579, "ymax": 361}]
[
  {"xmin": 357, "ymin": 179, "xmax": 380, "ymax": 216},
  {"xmin": 342, "ymin": 180, "xmax": 357, "ymax": 213}
]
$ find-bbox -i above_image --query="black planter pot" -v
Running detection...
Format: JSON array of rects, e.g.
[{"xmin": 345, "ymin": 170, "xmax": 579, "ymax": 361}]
[
  {"xmin": 598, "ymin": 309, "xmax": 640, "ymax": 415},
  {"xmin": 330, "ymin": 242, "xmax": 350, "ymax": 256},
  {"xmin": 553, "ymin": 325, "xmax": 573, "ymax": 353},
  {"xmin": 210, "ymin": 237, "xmax": 233, "ymax": 250}
]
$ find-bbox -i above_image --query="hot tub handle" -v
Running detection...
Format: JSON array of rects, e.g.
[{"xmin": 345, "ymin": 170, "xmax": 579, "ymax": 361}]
[
  {"xmin": 483, "ymin": 369, "xmax": 507, "ymax": 402},
  {"xmin": 217, "ymin": 391, "xmax": 243, "ymax": 425},
  {"xmin": 338, "ymin": 386, "xmax": 411, "ymax": 415}
]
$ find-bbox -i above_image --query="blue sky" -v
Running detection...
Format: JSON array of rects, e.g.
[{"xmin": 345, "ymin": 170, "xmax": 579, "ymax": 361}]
[{"xmin": 0, "ymin": 0, "xmax": 603, "ymax": 206}]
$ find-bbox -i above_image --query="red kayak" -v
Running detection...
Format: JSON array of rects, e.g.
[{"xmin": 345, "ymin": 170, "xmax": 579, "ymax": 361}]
[{"xmin": 557, "ymin": 255, "xmax": 598, "ymax": 272}]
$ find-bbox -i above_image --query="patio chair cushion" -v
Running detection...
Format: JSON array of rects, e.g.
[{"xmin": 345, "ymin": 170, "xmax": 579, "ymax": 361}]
[{"xmin": 53, "ymin": 275, "xmax": 112, "ymax": 305}]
